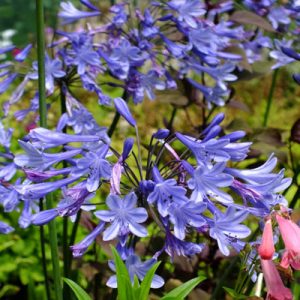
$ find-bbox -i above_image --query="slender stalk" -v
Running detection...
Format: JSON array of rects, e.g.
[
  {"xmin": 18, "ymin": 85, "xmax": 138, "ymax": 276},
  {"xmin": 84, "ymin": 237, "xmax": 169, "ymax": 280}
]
[
  {"xmin": 39, "ymin": 201, "xmax": 51, "ymax": 300},
  {"xmin": 36, "ymin": 0, "xmax": 47, "ymax": 128},
  {"xmin": 46, "ymin": 195, "xmax": 63, "ymax": 300},
  {"xmin": 135, "ymin": 126, "xmax": 143, "ymax": 180},
  {"xmin": 36, "ymin": 1, "xmax": 62, "ymax": 299},
  {"xmin": 263, "ymin": 69, "xmax": 279, "ymax": 127},
  {"xmin": 108, "ymin": 112, "xmax": 120, "ymax": 137},
  {"xmin": 167, "ymin": 106, "xmax": 177, "ymax": 131}
]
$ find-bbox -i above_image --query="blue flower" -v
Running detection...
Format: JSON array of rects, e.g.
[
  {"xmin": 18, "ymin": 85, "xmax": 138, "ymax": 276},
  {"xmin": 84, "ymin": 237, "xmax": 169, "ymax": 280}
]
[
  {"xmin": 167, "ymin": 0, "xmax": 206, "ymax": 28},
  {"xmin": 168, "ymin": 200, "xmax": 206, "ymax": 240},
  {"xmin": 58, "ymin": 1, "xmax": 100, "ymax": 25},
  {"xmin": 107, "ymin": 254, "xmax": 164, "ymax": 288},
  {"xmin": 188, "ymin": 163, "xmax": 234, "ymax": 204},
  {"xmin": 14, "ymin": 140, "xmax": 82, "ymax": 170},
  {"xmin": 14, "ymin": 44, "xmax": 32, "ymax": 62},
  {"xmin": 0, "ymin": 221, "xmax": 14, "ymax": 234},
  {"xmin": 29, "ymin": 54, "xmax": 66, "ymax": 94},
  {"xmin": 70, "ymin": 222, "xmax": 105, "ymax": 257},
  {"xmin": 147, "ymin": 167, "xmax": 188, "ymax": 217},
  {"xmin": 113, "ymin": 97, "xmax": 136, "ymax": 127},
  {"xmin": 73, "ymin": 145, "xmax": 111, "ymax": 192},
  {"xmin": 164, "ymin": 230, "xmax": 204, "ymax": 258},
  {"xmin": 209, "ymin": 207, "xmax": 251, "ymax": 256},
  {"xmin": 0, "ymin": 121, "xmax": 13, "ymax": 148},
  {"xmin": 0, "ymin": 182, "xmax": 20, "ymax": 212},
  {"xmin": 267, "ymin": 7, "xmax": 290, "ymax": 29},
  {"xmin": 27, "ymin": 128, "xmax": 101, "ymax": 148},
  {"xmin": 0, "ymin": 73, "xmax": 17, "ymax": 94},
  {"xmin": 95, "ymin": 192, "xmax": 148, "ymax": 240}
]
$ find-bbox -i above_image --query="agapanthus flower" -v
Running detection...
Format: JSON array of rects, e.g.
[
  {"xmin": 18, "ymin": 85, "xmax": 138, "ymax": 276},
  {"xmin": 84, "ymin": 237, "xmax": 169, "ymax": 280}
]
[
  {"xmin": 28, "ymin": 54, "xmax": 66, "ymax": 94},
  {"xmin": 167, "ymin": 0, "xmax": 206, "ymax": 28},
  {"xmin": 147, "ymin": 167, "xmax": 188, "ymax": 217},
  {"xmin": 209, "ymin": 207, "xmax": 251, "ymax": 256},
  {"xmin": 187, "ymin": 162, "xmax": 234, "ymax": 204},
  {"xmin": 0, "ymin": 221, "xmax": 14, "ymax": 234},
  {"xmin": 70, "ymin": 222, "xmax": 105, "ymax": 257},
  {"xmin": 107, "ymin": 254, "xmax": 164, "ymax": 288},
  {"xmin": 58, "ymin": 1, "xmax": 100, "ymax": 24},
  {"xmin": 95, "ymin": 192, "xmax": 148, "ymax": 241}
]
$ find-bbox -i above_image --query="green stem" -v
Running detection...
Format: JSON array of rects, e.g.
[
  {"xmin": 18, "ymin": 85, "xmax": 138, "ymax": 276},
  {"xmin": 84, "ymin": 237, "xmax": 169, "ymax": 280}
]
[
  {"xmin": 135, "ymin": 125, "xmax": 143, "ymax": 180},
  {"xmin": 263, "ymin": 69, "xmax": 279, "ymax": 127},
  {"xmin": 39, "ymin": 200, "xmax": 51, "ymax": 300},
  {"xmin": 36, "ymin": 0, "xmax": 47, "ymax": 128},
  {"xmin": 46, "ymin": 195, "xmax": 63, "ymax": 300},
  {"xmin": 108, "ymin": 112, "xmax": 120, "ymax": 137},
  {"xmin": 36, "ymin": 1, "xmax": 62, "ymax": 299}
]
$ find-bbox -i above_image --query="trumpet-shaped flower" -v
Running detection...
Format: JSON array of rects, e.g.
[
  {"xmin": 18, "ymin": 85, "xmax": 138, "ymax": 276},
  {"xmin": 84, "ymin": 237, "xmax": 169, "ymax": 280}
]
[
  {"xmin": 95, "ymin": 192, "xmax": 148, "ymax": 240},
  {"xmin": 260, "ymin": 259, "xmax": 292, "ymax": 300},
  {"xmin": 258, "ymin": 219, "xmax": 275, "ymax": 260},
  {"xmin": 107, "ymin": 254, "xmax": 164, "ymax": 288},
  {"xmin": 276, "ymin": 214, "xmax": 300, "ymax": 270}
]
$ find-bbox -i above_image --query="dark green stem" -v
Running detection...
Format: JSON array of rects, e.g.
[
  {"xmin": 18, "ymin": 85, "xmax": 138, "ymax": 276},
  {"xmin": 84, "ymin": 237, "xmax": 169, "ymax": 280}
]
[
  {"xmin": 263, "ymin": 69, "xmax": 279, "ymax": 127},
  {"xmin": 36, "ymin": 1, "xmax": 62, "ymax": 299},
  {"xmin": 108, "ymin": 112, "xmax": 121, "ymax": 137},
  {"xmin": 167, "ymin": 106, "xmax": 177, "ymax": 131},
  {"xmin": 68, "ymin": 210, "xmax": 82, "ymax": 272},
  {"xmin": 46, "ymin": 195, "xmax": 63, "ymax": 300},
  {"xmin": 36, "ymin": 0, "xmax": 47, "ymax": 127},
  {"xmin": 39, "ymin": 200, "xmax": 51, "ymax": 300}
]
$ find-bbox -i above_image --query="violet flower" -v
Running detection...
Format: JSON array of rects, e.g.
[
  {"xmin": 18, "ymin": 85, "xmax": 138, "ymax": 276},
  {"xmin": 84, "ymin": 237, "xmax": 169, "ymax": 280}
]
[
  {"xmin": 95, "ymin": 192, "xmax": 148, "ymax": 241},
  {"xmin": 107, "ymin": 254, "xmax": 164, "ymax": 288}
]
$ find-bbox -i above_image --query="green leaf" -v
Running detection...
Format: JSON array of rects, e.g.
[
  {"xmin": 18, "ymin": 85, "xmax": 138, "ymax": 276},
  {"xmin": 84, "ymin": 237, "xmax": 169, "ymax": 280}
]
[
  {"xmin": 161, "ymin": 276, "xmax": 206, "ymax": 300},
  {"xmin": 63, "ymin": 278, "xmax": 92, "ymax": 300},
  {"xmin": 223, "ymin": 287, "xmax": 247, "ymax": 299},
  {"xmin": 139, "ymin": 261, "xmax": 161, "ymax": 300},
  {"xmin": 111, "ymin": 246, "xmax": 135, "ymax": 300}
]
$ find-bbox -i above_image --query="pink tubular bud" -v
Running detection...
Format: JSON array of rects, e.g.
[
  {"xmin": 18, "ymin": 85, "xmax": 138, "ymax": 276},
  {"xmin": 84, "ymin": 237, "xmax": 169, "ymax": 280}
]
[{"xmin": 258, "ymin": 219, "xmax": 275, "ymax": 260}]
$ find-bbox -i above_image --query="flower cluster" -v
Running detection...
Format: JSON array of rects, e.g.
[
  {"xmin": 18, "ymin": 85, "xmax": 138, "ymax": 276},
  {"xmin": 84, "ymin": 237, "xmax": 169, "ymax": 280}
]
[
  {"xmin": 0, "ymin": 0, "xmax": 299, "ymax": 295},
  {"xmin": 1, "ymin": 0, "xmax": 300, "ymax": 117}
]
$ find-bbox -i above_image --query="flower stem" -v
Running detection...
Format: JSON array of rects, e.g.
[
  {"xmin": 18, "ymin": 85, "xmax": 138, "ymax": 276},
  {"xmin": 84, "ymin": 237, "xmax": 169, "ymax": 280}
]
[
  {"xmin": 46, "ymin": 194, "xmax": 63, "ymax": 300},
  {"xmin": 263, "ymin": 69, "xmax": 279, "ymax": 127},
  {"xmin": 36, "ymin": 1, "xmax": 62, "ymax": 299}
]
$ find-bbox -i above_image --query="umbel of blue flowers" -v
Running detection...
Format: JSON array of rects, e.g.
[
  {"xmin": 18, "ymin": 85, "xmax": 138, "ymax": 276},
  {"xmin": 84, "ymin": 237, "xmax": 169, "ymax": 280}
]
[
  {"xmin": 0, "ymin": 98, "xmax": 291, "ymax": 287},
  {"xmin": 0, "ymin": 0, "xmax": 298, "ymax": 289},
  {"xmin": 1, "ymin": 0, "xmax": 299, "ymax": 117}
]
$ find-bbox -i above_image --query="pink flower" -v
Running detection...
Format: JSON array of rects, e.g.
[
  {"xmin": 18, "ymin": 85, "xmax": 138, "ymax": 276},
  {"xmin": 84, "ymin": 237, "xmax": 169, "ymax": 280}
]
[
  {"xmin": 261, "ymin": 259, "xmax": 293, "ymax": 300},
  {"xmin": 258, "ymin": 219, "xmax": 275, "ymax": 260},
  {"xmin": 276, "ymin": 214, "xmax": 300, "ymax": 269}
]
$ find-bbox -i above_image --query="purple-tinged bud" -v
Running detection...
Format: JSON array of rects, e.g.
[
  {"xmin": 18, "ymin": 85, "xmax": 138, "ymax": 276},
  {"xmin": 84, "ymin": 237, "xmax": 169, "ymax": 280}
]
[
  {"xmin": 122, "ymin": 138, "xmax": 134, "ymax": 161},
  {"xmin": 14, "ymin": 44, "xmax": 32, "ymax": 62},
  {"xmin": 293, "ymin": 74, "xmax": 300, "ymax": 85},
  {"xmin": 202, "ymin": 113, "xmax": 225, "ymax": 135},
  {"xmin": 31, "ymin": 209, "xmax": 58, "ymax": 226},
  {"xmin": 220, "ymin": 131, "xmax": 246, "ymax": 142},
  {"xmin": 70, "ymin": 222, "xmax": 105, "ymax": 257},
  {"xmin": 0, "ymin": 73, "xmax": 17, "ymax": 94},
  {"xmin": 152, "ymin": 166, "xmax": 163, "ymax": 183},
  {"xmin": 181, "ymin": 160, "xmax": 194, "ymax": 175},
  {"xmin": 110, "ymin": 162, "xmax": 122, "ymax": 195},
  {"xmin": 80, "ymin": 0, "xmax": 99, "ymax": 11},
  {"xmin": 153, "ymin": 129, "xmax": 170, "ymax": 139},
  {"xmin": 139, "ymin": 180, "xmax": 155, "ymax": 195},
  {"xmin": 203, "ymin": 125, "xmax": 222, "ymax": 141},
  {"xmin": 0, "ymin": 221, "xmax": 14, "ymax": 234},
  {"xmin": 0, "ymin": 45, "xmax": 15, "ymax": 55},
  {"xmin": 281, "ymin": 47, "xmax": 300, "ymax": 61},
  {"xmin": 113, "ymin": 97, "xmax": 136, "ymax": 127},
  {"xmin": 24, "ymin": 168, "xmax": 72, "ymax": 183}
]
